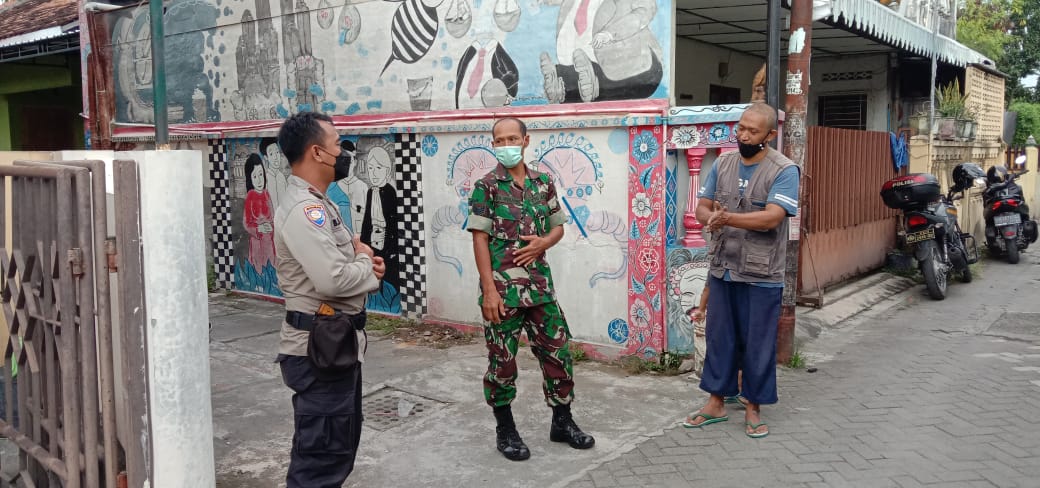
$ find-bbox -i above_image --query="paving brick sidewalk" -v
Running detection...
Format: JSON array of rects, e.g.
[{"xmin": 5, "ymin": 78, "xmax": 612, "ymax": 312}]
[{"xmin": 570, "ymin": 256, "xmax": 1040, "ymax": 488}]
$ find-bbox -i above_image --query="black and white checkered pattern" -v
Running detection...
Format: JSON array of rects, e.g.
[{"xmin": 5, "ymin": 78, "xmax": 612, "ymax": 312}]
[
  {"xmin": 395, "ymin": 133, "xmax": 427, "ymax": 319},
  {"xmin": 208, "ymin": 139, "xmax": 235, "ymax": 290}
]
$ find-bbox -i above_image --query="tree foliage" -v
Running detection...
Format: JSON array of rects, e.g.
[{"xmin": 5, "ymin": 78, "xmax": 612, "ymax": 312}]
[
  {"xmin": 958, "ymin": 0, "xmax": 1040, "ymax": 104},
  {"xmin": 1008, "ymin": 101, "xmax": 1040, "ymax": 144}
]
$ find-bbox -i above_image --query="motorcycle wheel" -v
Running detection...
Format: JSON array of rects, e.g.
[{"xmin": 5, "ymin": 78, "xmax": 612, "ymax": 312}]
[
  {"xmin": 1007, "ymin": 237, "xmax": 1020, "ymax": 264},
  {"xmin": 919, "ymin": 241, "xmax": 947, "ymax": 300}
]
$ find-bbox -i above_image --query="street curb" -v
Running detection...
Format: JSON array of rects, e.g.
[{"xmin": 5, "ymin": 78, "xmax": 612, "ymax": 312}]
[{"xmin": 795, "ymin": 271, "xmax": 917, "ymax": 343}]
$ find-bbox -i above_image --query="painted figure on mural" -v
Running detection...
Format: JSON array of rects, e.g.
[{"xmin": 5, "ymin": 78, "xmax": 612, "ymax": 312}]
[
  {"xmin": 538, "ymin": 0, "xmax": 663, "ymax": 104},
  {"xmin": 357, "ymin": 138, "xmax": 401, "ymax": 311},
  {"xmin": 261, "ymin": 138, "xmax": 291, "ymax": 210},
  {"xmin": 455, "ymin": 36, "xmax": 519, "ymax": 109},
  {"xmin": 328, "ymin": 139, "xmax": 359, "ymax": 232},
  {"xmin": 234, "ymin": 0, "xmax": 281, "ymax": 119},
  {"xmin": 243, "ymin": 154, "xmax": 278, "ymax": 274},
  {"xmin": 281, "ymin": 0, "xmax": 328, "ymax": 113},
  {"xmin": 111, "ymin": 0, "xmax": 220, "ymax": 123},
  {"xmin": 466, "ymin": 117, "xmax": 595, "ymax": 461}
]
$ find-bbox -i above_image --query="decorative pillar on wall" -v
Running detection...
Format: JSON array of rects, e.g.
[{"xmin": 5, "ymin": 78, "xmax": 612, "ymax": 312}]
[
  {"xmin": 682, "ymin": 147, "xmax": 708, "ymax": 248},
  {"xmin": 625, "ymin": 125, "xmax": 666, "ymax": 358}
]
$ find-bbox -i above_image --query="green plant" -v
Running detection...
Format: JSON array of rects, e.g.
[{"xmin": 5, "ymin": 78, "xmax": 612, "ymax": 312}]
[
  {"xmin": 785, "ymin": 349, "xmax": 805, "ymax": 369},
  {"xmin": 616, "ymin": 351, "xmax": 688, "ymax": 375},
  {"xmin": 366, "ymin": 314, "xmax": 414, "ymax": 333},
  {"xmin": 936, "ymin": 80, "xmax": 968, "ymax": 119},
  {"xmin": 207, "ymin": 261, "xmax": 216, "ymax": 293},
  {"xmin": 568, "ymin": 343, "xmax": 588, "ymax": 362},
  {"xmin": 1009, "ymin": 101, "xmax": 1040, "ymax": 145}
]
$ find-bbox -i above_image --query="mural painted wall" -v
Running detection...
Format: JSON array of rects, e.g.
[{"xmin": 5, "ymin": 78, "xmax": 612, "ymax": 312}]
[
  {"xmin": 105, "ymin": 0, "xmax": 672, "ymax": 123},
  {"xmin": 422, "ymin": 127, "xmax": 630, "ymax": 344},
  {"xmin": 224, "ymin": 132, "xmax": 423, "ymax": 316}
]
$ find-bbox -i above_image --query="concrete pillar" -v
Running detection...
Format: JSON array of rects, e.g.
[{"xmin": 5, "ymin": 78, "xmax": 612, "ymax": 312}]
[
  {"xmin": 681, "ymin": 147, "xmax": 708, "ymax": 248},
  {"xmin": 119, "ymin": 150, "xmax": 215, "ymax": 487}
]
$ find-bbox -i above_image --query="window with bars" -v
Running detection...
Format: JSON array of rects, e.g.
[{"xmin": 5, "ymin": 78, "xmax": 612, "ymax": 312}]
[{"xmin": 818, "ymin": 94, "xmax": 867, "ymax": 131}]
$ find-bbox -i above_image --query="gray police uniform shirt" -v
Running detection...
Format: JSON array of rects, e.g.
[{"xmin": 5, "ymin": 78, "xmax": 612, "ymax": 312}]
[{"xmin": 274, "ymin": 175, "xmax": 380, "ymax": 358}]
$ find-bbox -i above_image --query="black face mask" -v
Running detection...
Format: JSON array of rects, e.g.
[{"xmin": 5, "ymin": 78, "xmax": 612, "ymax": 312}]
[
  {"xmin": 738, "ymin": 140, "xmax": 766, "ymax": 159},
  {"xmin": 333, "ymin": 154, "xmax": 351, "ymax": 181}
]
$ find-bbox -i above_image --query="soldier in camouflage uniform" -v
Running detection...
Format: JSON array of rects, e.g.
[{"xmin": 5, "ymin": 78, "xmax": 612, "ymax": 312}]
[{"xmin": 467, "ymin": 117, "xmax": 595, "ymax": 462}]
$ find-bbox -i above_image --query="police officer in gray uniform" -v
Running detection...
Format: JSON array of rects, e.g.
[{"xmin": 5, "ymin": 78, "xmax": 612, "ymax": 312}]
[{"xmin": 273, "ymin": 112, "xmax": 385, "ymax": 487}]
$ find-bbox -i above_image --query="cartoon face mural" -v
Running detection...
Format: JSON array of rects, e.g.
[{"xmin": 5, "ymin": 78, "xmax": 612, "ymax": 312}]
[
  {"xmin": 109, "ymin": 0, "xmax": 221, "ymax": 124},
  {"xmin": 665, "ymin": 248, "xmax": 709, "ymax": 355},
  {"xmin": 105, "ymin": 0, "xmax": 671, "ymax": 123}
]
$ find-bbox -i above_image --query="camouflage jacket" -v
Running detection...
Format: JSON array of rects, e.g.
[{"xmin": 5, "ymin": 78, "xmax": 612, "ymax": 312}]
[{"xmin": 466, "ymin": 163, "xmax": 568, "ymax": 308}]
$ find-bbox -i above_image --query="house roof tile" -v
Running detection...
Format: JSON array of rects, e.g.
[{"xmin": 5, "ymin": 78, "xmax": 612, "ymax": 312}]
[{"xmin": 0, "ymin": 0, "xmax": 78, "ymax": 43}]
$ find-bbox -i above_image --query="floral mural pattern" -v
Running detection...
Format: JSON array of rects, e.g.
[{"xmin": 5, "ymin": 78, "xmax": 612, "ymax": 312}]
[{"xmin": 625, "ymin": 126, "xmax": 665, "ymax": 357}]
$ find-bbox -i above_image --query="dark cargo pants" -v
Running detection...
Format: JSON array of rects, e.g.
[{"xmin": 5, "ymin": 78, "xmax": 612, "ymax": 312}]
[{"xmin": 279, "ymin": 354, "xmax": 363, "ymax": 488}]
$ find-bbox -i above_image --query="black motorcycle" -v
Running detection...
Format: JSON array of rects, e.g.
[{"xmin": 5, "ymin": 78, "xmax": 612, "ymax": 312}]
[
  {"xmin": 881, "ymin": 165, "xmax": 979, "ymax": 300},
  {"xmin": 982, "ymin": 164, "xmax": 1038, "ymax": 264}
]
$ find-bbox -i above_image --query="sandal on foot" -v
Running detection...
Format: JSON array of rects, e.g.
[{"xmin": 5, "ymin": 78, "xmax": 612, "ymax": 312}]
[
  {"xmin": 745, "ymin": 421, "xmax": 769, "ymax": 438},
  {"xmin": 724, "ymin": 395, "xmax": 747, "ymax": 405},
  {"xmin": 682, "ymin": 412, "xmax": 728, "ymax": 428}
]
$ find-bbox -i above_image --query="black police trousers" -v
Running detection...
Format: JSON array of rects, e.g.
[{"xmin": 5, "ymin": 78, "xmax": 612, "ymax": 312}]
[{"xmin": 278, "ymin": 354, "xmax": 363, "ymax": 488}]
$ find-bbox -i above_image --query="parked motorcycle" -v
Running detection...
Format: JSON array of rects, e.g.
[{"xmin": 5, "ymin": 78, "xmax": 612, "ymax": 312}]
[
  {"xmin": 881, "ymin": 165, "xmax": 979, "ymax": 300},
  {"xmin": 982, "ymin": 164, "xmax": 1038, "ymax": 264}
]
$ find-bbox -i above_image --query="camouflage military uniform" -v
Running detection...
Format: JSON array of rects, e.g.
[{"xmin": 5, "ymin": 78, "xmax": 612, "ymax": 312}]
[{"xmin": 466, "ymin": 164, "xmax": 574, "ymax": 408}]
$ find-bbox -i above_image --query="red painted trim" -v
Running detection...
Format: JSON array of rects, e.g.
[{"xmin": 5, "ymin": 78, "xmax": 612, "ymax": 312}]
[
  {"xmin": 228, "ymin": 290, "xmax": 286, "ymax": 304},
  {"xmin": 111, "ymin": 99, "xmax": 670, "ymax": 138}
]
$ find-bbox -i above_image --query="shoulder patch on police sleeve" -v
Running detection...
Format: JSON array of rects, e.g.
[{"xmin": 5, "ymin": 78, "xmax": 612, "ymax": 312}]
[{"xmin": 304, "ymin": 204, "xmax": 326, "ymax": 227}]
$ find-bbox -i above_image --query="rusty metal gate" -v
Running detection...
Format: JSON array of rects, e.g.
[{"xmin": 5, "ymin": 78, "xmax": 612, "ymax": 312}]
[
  {"xmin": 798, "ymin": 127, "xmax": 901, "ymax": 301},
  {"xmin": 0, "ymin": 159, "xmax": 150, "ymax": 487}
]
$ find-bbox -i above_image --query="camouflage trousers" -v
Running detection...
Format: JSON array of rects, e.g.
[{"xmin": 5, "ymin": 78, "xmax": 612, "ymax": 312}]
[{"xmin": 483, "ymin": 301, "xmax": 575, "ymax": 408}]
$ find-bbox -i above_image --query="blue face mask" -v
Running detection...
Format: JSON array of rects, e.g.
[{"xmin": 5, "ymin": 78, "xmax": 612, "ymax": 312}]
[{"xmin": 494, "ymin": 146, "xmax": 523, "ymax": 168}]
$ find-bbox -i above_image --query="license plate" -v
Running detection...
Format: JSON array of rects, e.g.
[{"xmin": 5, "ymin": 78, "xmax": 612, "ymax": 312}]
[
  {"xmin": 994, "ymin": 213, "xmax": 1021, "ymax": 226},
  {"xmin": 906, "ymin": 228, "xmax": 935, "ymax": 244}
]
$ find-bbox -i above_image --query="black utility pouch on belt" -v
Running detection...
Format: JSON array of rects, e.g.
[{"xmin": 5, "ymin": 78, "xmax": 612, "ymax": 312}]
[{"xmin": 306, "ymin": 312, "xmax": 367, "ymax": 380}]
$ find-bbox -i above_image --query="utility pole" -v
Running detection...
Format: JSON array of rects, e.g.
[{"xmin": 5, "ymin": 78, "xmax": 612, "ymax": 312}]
[
  {"xmin": 765, "ymin": 0, "xmax": 781, "ymax": 116},
  {"xmin": 778, "ymin": 0, "xmax": 812, "ymax": 365},
  {"xmin": 150, "ymin": 0, "xmax": 169, "ymax": 148}
]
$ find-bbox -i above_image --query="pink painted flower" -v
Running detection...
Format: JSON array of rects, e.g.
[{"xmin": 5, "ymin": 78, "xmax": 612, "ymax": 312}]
[
  {"xmin": 638, "ymin": 248, "xmax": 660, "ymax": 275},
  {"xmin": 630, "ymin": 299, "xmax": 651, "ymax": 329}
]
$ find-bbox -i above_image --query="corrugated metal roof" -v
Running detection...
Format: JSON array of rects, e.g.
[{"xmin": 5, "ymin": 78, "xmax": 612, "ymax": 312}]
[
  {"xmin": 829, "ymin": 0, "xmax": 992, "ymax": 67},
  {"xmin": 0, "ymin": 0, "xmax": 78, "ymax": 44}
]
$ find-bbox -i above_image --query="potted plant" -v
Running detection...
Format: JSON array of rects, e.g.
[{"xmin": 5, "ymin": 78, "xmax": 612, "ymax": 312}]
[
  {"xmin": 935, "ymin": 80, "xmax": 967, "ymax": 141},
  {"xmin": 958, "ymin": 106, "xmax": 978, "ymax": 141}
]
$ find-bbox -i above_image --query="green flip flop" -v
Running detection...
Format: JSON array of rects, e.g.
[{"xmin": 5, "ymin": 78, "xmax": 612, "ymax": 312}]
[
  {"xmin": 745, "ymin": 421, "xmax": 769, "ymax": 438},
  {"xmin": 724, "ymin": 394, "xmax": 747, "ymax": 405},
  {"xmin": 682, "ymin": 412, "xmax": 729, "ymax": 428}
]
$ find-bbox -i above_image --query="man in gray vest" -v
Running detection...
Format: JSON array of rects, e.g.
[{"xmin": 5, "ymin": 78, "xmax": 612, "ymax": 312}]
[{"xmin": 681, "ymin": 103, "xmax": 799, "ymax": 439}]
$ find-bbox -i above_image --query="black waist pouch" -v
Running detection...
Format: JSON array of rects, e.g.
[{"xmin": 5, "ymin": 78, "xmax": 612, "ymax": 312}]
[{"xmin": 308, "ymin": 313, "xmax": 367, "ymax": 380}]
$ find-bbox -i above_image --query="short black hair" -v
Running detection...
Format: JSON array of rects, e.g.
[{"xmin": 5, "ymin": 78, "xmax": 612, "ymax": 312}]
[
  {"xmin": 259, "ymin": 137, "xmax": 279, "ymax": 156},
  {"xmin": 244, "ymin": 153, "xmax": 267, "ymax": 192},
  {"xmin": 277, "ymin": 112, "xmax": 334, "ymax": 165},
  {"xmin": 492, "ymin": 117, "xmax": 527, "ymax": 137}
]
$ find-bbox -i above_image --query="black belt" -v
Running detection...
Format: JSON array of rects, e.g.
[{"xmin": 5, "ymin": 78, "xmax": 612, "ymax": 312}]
[{"xmin": 285, "ymin": 310, "xmax": 365, "ymax": 332}]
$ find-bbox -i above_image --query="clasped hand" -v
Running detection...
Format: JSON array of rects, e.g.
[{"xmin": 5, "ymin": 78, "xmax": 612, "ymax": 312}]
[{"xmin": 513, "ymin": 235, "xmax": 548, "ymax": 267}]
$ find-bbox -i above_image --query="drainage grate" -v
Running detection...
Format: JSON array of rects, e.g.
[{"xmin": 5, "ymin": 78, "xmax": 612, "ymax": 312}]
[
  {"xmin": 987, "ymin": 312, "xmax": 1040, "ymax": 337},
  {"xmin": 362, "ymin": 387, "xmax": 445, "ymax": 431}
]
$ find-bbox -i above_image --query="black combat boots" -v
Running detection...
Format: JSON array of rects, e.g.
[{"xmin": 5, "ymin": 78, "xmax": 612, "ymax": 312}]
[
  {"xmin": 549, "ymin": 404, "xmax": 595, "ymax": 449},
  {"xmin": 493, "ymin": 405, "xmax": 530, "ymax": 461}
]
